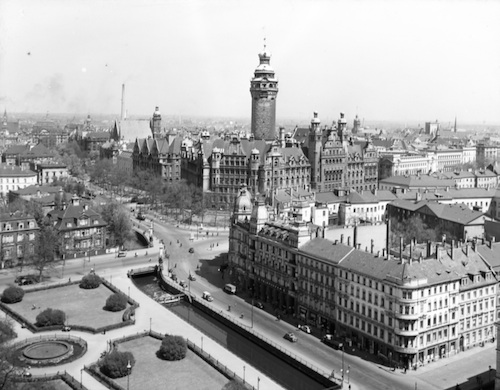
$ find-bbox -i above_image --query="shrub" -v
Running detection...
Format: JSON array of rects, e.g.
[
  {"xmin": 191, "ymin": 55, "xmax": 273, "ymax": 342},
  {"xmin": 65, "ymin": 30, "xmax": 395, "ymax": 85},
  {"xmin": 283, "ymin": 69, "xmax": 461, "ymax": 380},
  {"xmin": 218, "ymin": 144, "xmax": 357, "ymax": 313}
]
[
  {"xmin": 100, "ymin": 350, "xmax": 135, "ymax": 379},
  {"xmin": 157, "ymin": 335, "xmax": 187, "ymax": 361},
  {"xmin": 104, "ymin": 293, "xmax": 128, "ymax": 312},
  {"xmin": 35, "ymin": 308, "xmax": 66, "ymax": 327},
  {"xmin": 80, "ymin": 273, "xmax": 101, "ymax": 289},
  {"xmin": 0, "ymin": 318, "xmax": 16, "ymax": 343},
  {"xmin": 1, "ymin": 286, "xmax": 25, "ymax": 303},
  {"xmin": 222, "ymin": 381, "xmax": 248, "ymax": 390}
]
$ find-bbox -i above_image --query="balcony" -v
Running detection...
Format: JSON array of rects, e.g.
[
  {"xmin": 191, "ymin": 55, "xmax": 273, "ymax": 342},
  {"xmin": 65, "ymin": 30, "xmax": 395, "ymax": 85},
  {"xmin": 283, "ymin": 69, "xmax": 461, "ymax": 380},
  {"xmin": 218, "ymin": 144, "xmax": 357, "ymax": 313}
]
[
  {"xmin": 393, "ymin": 345, "xmax": 419, "ymax": 354},
  {"xmin": 394, "ymin": 312, "xmax": 420, "ymax": 320},
  {"xmin": 394, "ymin": 328, "xmax": 419, "ymax": 337}
]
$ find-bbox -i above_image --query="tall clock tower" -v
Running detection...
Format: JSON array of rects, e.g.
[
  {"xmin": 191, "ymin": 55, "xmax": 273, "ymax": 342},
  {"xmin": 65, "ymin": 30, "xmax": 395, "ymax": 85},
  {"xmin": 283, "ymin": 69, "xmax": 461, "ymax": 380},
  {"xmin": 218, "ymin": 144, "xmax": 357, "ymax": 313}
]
[{"xmin": 250, "ymin": 43, "xmax": 278, "ymax": 141}]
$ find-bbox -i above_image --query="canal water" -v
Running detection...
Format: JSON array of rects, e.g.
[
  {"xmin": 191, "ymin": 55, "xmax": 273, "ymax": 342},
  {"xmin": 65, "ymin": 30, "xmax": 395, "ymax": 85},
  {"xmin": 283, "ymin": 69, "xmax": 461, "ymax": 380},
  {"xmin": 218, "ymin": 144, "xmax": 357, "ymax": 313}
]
[{"xmin": 133, "ymin": 274, "xmax": 325, "ymax": 390}]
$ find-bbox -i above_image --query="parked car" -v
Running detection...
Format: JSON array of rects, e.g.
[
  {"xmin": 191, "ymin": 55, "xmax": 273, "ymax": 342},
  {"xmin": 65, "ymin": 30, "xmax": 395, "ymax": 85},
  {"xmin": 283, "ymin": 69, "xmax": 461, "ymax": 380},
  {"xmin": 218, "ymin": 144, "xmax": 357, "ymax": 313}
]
[
  {"xmin": 254, "ymin": 301, "xmax": 264, "ymax": 309},
  {"xmin": 179, "ymin": 280, "xmax": 187, "ymax": 288},
  {"xmin": 298, "ymin": 324, "xmax": 311, "ymax": 334},
  {"xmin": 62, "ymin": 325, "xmax": 71, "ymax": 332},
  {"xmin": 202, "ymin": 291, "xmax": 214, "ymax": 302},
  {"xmin": 322, "ymin": 334, "xmax": 344, "ymax": 350},
  {"xmin": 15, "ymin": 275, "xmax": 39, "ymax": 286},
  {"xmin": 188, "ymin": 274, "xmax": 196, "ymax": 281},
  {"xmin": 188, "ymin": 247, "xmax": 194, "ymax": 253},
  {"xmin": 117, "ymin": 251, "xmax": 126, "ymax": 257},
  {"xmin": 284, "ymin": 332, "xmax": 298, "ymax": 342},
  {"xmin": 137, "ymin": 213, "xmax": 146, "ymax": 221}
]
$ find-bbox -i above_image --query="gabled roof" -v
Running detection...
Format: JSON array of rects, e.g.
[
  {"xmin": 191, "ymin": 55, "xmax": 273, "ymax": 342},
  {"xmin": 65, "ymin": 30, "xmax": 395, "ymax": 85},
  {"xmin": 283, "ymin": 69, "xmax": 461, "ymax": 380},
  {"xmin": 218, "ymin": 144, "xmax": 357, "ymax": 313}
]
[
  {"xmin": 420, "ymin": 202, "xmax": 486, "ymax": 225},
  {"xmin": 299, "ymin": 239, "xmax": 354, "ymax": 263},
  {"xmin": 0, "ymin": 164, "xmax": 37, "ymax": 177},
  {"xmin": 3, "ymin": 144, "xmax": 28, "ymax": 155},
  {"xmin": 19, "ymin": 143, "xmax": 55, "ymax": 159},
  {"xmin": 47, "ymin": 202, "xmax": 106, "ymax": 230},
  {"xmin": 476, "ymin": 241, "xmax": 500, "ymax": 269}
]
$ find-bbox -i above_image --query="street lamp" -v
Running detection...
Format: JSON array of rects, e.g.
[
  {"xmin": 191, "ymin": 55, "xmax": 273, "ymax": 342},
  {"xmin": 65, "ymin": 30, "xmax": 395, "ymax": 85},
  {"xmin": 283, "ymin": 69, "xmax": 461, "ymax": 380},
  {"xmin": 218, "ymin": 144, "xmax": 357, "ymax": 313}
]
[
  {"xmin": 489, "ymin": 365, "xmax": 492, "ymax": 382},
  {"xmin": 80, "ymin": 368, "xmax": 83, "ymax": 389},
  {"xmin": 126, "ymin": 360, "xmax": 131, "ymax": 390},
  {"xmin": 341, "ymin": 346, "xmax": 345, "ymax": 386},
  {"xmin": 201, "ymin": 336, "xmax": 203, "ymax": 353},
  {"xmin": 243, "ymin": 365, "xmax": 246, "ymax": 383},
  {"xmin": 149, "ymin": 317, "xmax": 152, "ymax": 332},
  {"xmin": 347, "ymin": 365, "xmax": 350, "ymax": 384},
  {"xmin": 128, "ymin": 286, "xmax": 130, "ymax": 299}
]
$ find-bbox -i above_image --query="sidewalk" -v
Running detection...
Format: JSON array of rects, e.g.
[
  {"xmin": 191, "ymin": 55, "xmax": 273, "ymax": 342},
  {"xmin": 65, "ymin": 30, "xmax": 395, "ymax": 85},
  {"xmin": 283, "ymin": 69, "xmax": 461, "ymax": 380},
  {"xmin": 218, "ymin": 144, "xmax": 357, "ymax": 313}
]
[{"xmin": 5, "ymin": 234, "xmax": 282, "ymax": 390}]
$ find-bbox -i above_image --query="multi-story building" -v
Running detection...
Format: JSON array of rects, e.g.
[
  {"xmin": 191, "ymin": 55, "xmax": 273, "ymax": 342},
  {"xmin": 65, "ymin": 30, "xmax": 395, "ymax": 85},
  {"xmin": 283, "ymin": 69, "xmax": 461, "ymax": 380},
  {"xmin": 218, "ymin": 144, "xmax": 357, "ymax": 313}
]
[
  {"xmin": 181, "ymin": 131, "xmax": 310, "ymax": 208},
  {"xmin": 307, "ymin": 112, "xmax": 378, "ymax": 193},
  {"xmin": 378, "ymin": 153, "xmax": 438, "ymax": 179},
  {"xmin": 32, "ymin": 120, "xmax": 69, "ymax": 148},
  {"xmin": 2, "ymin": 143, "xmax": 57, "ymax": 169},
  {"xmin": 132, "ymin": 136, "xmax": 182, "ymax": 182},
  {"xmin": 47, "ymin": 195, "xmax": 107, "ymax": 258},
  {"xmin": 0, "ymin": 164, "xmax": 38, "ymax": 198},
  {"xmin": 250, "ymin": 45, "xmax": 278, "ymax": 141},
  {"xmin": 229, "ymin": 190, "xmax": 498, "ymax": 370},
  {"xmin": 0, "ymin": 212, "xmax": 38, "ymax": 268},
  {"xmin": 477, "ymin": 142, "xmax": 498, "ymax": 166},
  {"xmin": 34, "ymin": 163, "xmax": 68, "ymax": 185}
]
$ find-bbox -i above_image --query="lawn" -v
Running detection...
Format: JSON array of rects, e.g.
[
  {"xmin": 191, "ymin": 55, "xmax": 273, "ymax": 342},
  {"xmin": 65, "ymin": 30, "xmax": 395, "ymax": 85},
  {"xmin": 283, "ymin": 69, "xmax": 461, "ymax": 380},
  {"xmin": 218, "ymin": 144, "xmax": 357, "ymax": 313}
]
[
  {"xmin": 114, "ymin": 336, "xmax": 230, "ymax": 390},
  {"xmin": 10, "ymin": 283, "xmax": 129, "ymax": 329}
]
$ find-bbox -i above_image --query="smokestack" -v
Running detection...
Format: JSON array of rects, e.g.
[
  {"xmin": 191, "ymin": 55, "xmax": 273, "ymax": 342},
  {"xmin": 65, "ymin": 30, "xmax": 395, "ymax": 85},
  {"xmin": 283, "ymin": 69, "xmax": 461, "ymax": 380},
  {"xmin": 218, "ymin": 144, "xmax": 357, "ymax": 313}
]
[
  {"xmin": 426, "ymin": 241, "xmax": 432, "ymax": 258},
  {"xmin": 371, "ymin": 239, "xmax": 374, "ymax": 254},
  {"xmin": 347, "ymin": 236, "xmax": 351, "ymax": 247},
  {"xmin": 465, "ymin": 243, "xmax": 469, "ymax": 257},
  {"xmin": 340, "ymin": 234, "xmax": 344, "ymax": 244},
  {"xmin": 121, "ymin": 83, "xmax": 125, "ymax": 121},
  {"xmin": 386, "ymin": 218, "xmax": 391, "ymax": 261}
]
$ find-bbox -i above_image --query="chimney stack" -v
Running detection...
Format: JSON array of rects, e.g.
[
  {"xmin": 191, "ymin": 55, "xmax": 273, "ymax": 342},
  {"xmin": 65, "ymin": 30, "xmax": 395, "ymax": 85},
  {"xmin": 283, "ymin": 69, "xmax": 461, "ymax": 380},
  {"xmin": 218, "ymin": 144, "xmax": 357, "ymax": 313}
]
[
  {"xmin": 399, "ymin": 237, "xmax": 404, "ymax": 262},
  {"xmin": 371, "ymin": 239, "xmax": 374, "ymax": 254},
  {"xmin": 426, "ymin": 241, "xmax": 432, "ymax": 258},
  {"xmin": 340, "ymin": 234, "xmax": 344, "ymax": 244},
  {"xmin": 347, "ymin": 236, "xmax": 351, "ymax": 247},
  {"xmin": 451, "ymin": 240, "xmax": 455, "ymax": 259}
]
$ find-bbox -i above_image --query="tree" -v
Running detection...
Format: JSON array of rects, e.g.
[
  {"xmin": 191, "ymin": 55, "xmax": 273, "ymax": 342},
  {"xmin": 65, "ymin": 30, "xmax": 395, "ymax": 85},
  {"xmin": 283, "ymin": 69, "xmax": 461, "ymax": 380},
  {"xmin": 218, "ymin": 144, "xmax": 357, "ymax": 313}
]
[
  {"xmin": 1, "ymin": 287, "xmax": 25, "ymax": 304},
  {"xmin": 80, "ymin": 273, "xmax": 101, "ymax": 289},
  {"xmin": 157, "ymin": 335, "xmax": 187, "ymax": 361},
  {"xmin": 0, "ymin": 319, "xmax": 16, "ymax": 344},
  {"xmin": 98, "ymin": 203, "xmax": 133, "ymax": 248},
  {"xmin": 389, "ymin": 215, "xmax": 440, "ymax": 250},
  {"xmin": 104, "ymin": 293, "xmax": 127, "ymax": 312},
  {"xmin": 100, "ymin": 351, "xmax": 135, "ymax": 379},
  {"xmin": 32, "ymin": 226, "xmax": 58, "ymax": 280},
  {"xmin": 35, "ymin": 308, "xmax": 65, "ymax": 327}
]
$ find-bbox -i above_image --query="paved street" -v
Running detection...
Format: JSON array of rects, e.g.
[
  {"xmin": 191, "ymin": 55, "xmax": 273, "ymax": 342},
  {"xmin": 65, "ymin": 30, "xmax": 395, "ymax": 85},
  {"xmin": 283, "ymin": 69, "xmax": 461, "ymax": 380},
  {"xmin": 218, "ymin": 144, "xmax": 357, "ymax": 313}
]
[{"xmin": 1, "ymin": 214, "xmax": 496, "ymax": 390}]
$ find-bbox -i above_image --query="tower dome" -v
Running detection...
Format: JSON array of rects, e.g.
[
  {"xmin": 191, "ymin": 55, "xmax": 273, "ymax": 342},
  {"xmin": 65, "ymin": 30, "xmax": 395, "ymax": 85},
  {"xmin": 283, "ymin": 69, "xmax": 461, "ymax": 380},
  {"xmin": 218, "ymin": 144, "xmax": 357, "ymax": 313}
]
[{"xmin": 233, "ymin": 185, "xmax": 253, "ymax": 220}]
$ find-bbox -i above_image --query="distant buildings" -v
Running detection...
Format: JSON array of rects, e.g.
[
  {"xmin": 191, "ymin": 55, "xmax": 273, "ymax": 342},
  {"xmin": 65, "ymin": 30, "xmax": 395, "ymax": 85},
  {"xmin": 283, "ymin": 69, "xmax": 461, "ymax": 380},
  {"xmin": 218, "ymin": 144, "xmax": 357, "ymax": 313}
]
[
  {"xmin": 0, "ymin": 211, "xmax": 38, "ymax": 268},
  {"xmin": 0, "ymin": 164, "xmax": 38, "ymax": 197}
]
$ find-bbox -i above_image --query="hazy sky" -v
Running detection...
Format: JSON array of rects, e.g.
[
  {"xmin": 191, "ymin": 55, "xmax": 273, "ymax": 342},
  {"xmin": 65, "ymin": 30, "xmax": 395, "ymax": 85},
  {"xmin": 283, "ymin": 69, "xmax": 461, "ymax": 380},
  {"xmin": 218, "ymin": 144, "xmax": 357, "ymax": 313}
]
[{"xmin": 1, "ymin": 0, "xmax": 499, "ymax": 125}]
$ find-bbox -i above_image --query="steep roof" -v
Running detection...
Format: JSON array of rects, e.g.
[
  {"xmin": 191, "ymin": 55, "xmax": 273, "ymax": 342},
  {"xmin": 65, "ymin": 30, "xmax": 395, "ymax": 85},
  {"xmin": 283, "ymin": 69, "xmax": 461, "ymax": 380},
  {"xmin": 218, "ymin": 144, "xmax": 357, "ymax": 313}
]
[
  {"xmin": 421, "ymin": 202, "xmax": 486, "ymax": 225},
  {"xmin": 0, "ymin": 164, "xmax": 37, "ymax": 177}
]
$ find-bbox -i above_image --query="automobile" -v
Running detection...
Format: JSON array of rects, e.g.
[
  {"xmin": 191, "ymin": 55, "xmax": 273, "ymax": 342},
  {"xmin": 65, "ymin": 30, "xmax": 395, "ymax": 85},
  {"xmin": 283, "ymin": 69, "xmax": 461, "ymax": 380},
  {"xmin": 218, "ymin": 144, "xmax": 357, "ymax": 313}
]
[
  {"xmin": 298, "ymin": 324, "xmax": 311, "ymax": 334},
  {"xmin": 117, "ymin": 251, "xmax": 126, "ymax": 258},
  {"xmin": 188, "ymin": 247, "xmax": 194, "ymax": 253},
  {"xmin": 322, "ymin": 334, "xmax": 344, "ymax": 350},
  {"xmin": 202, "ymin": 291, "xmax": 214, "ymax": 302},
  {"xmin": 188, "ymin": 274, "xmax": 196, "ymax": 281},
  {"xmin": 179, "ymin": 280, "xmax": 188, "ymax": 288},
  {"xmin": 15, "ymin": 275, "xmax": 39, "ymax": 286},
  {"xmin": 253, "ymin": 301, "xmax": 264, "ymax": 309},
  {"xmin": 171, "ymin": 274, "xmax": 178, "ymax": 282},
  {"xmin": 284, "ymin": 332, "xmax": 298, "ymax": 342},
  {"xmin": 137, "ymin": 213, "xmax": 146, "ymax": 221},
  {"xmin": 62, "ymin": 325, "xmax": 71, "ymax": 332},
  {"xmin": 223, "ymin": 283, "xmax": 236, "ymax": 294}
]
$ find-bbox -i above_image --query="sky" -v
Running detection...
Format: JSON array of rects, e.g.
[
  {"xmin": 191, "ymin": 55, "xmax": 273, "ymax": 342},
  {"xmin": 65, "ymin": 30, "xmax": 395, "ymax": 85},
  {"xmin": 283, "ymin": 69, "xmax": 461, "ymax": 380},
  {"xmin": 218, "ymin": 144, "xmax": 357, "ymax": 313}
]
[{"xmin": 0, "ymin": 0, "xmax": 499, "ymax": 126}]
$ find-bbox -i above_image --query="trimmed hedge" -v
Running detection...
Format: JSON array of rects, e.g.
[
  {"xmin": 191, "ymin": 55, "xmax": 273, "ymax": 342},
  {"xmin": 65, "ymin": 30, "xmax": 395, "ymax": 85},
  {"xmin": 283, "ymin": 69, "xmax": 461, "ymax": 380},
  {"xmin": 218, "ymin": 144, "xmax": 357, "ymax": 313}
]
[
  {"xmin": 80, "ymin": 274, "xmax": 102, "ymax": 289},
  {"xmin": 1, "ymin": 286, "xmax": 25, "ymax": 303},
  {"xmin": 100, "ymin": 350, "xmax": 135, "ymax": 379},
  {"xmin": 157, "ymin": 335, "xmax": 187, "ymax": 361},
  {"xmin": 104, "ymin": 293, "xmax": 127, "ymax": 312},
  {"xmin": 35, "ymin": 308, "xmax": 66, "ymax": 327}
]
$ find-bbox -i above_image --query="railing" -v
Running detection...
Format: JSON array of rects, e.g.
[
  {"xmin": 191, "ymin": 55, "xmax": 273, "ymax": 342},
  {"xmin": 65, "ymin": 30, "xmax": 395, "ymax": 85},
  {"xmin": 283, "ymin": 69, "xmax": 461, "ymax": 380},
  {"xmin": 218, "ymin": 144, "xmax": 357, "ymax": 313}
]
[{"xmin": 158, "ymin": 271, "xmax": 334, "ymax": 383}]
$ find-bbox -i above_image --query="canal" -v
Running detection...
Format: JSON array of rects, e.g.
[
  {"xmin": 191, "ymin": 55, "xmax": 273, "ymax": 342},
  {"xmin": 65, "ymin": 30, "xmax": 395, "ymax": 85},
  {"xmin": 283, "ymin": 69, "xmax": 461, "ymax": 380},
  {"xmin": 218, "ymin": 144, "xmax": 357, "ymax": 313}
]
[{"xmin": 133, "ymin": 274, "xmax": 327, "ymax": 390}]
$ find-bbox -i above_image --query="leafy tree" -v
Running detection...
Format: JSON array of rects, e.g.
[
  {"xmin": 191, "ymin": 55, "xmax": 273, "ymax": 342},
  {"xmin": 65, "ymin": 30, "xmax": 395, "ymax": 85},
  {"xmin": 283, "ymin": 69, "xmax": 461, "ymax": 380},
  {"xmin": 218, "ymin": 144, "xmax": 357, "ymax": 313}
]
[
  {"xmin": 98, "ymin": 203, "xmax": 133, "ymax": 248},
  {"xmin": 0, "ymin": 319, "xmax": 16, "ymax": 346},
  {"xmin": 222, "ymin": 381, "xmax": 248, "ymax": 390},
  {"xmin": 1, "ymin": 287, "xmax": 25, "ymax": 304},
  {"xmin": 80, "ymin": 273, "xmax": 101, "ymax": 289},
  {"xmin": 100, "ymin": 351, "xmax": 135, "ymax": 379},
  {"xmin": 389, "ymin": 215, "xmax": 440, "ymax": 250},
  {"xmin": 104, "ymin": 293, "xmax": 127, "ymax": 312},
  {"xmin": 31, "ymin": 226, "xmax": 58, "ymax": 280},
  {"xmin": 157, "ymin": 335, "xmax": 187, "ymax": 361},
  {"xmin": 35, "ymin": 308, "xmax": 65, "ymax": 327}
]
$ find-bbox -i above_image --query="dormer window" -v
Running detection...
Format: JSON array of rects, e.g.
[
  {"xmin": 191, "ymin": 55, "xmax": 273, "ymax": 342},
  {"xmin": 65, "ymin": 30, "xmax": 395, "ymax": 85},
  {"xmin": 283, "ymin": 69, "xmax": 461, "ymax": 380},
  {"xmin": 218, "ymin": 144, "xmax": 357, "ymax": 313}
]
[
  {"xmin": 19, "ymin": 223, "xmax": 24, "ymax": 229},
  {"xmin": 5, "ymin": 224, "xmax": 11, "ymax": 231}
]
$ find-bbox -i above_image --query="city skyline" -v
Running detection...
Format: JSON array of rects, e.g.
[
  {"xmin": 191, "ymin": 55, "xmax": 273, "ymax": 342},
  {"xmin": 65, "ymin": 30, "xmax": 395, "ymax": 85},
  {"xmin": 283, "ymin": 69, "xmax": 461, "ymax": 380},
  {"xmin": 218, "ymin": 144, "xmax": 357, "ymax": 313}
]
[{"xmin": 1, "ymin": 0, "xmax": 499, "ymax": 125}]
